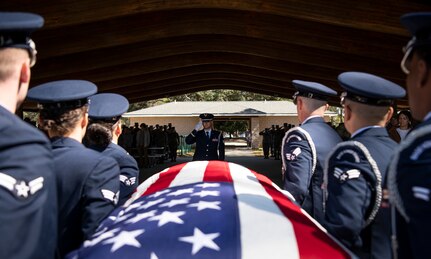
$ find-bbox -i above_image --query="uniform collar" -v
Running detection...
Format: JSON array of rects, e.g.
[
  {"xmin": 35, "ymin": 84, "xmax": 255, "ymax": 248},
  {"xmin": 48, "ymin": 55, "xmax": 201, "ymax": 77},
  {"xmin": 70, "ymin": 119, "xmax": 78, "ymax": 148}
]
[
  {"xmin": 50, "ymin": 136, "xmax": 83, "ymax": 147},
  {"xmin": 351, "ymin": 125, "xmax": 384, "ymax": 138},
  {"xmin": 302, "ymin": 115, "xmax": 324, "ymax": 125}
]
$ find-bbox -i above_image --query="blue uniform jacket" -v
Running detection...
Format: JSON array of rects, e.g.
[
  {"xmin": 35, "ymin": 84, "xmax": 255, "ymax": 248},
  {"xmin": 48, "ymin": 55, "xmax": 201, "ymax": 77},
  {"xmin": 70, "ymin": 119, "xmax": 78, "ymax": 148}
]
[
  {"xmin": 51, "ymin": 137, "xmax": 120, "ymax": 257},
  {"xmin": 282, "ymin": 116, "xmax": 341, "ymax": 221},
  {"xmin": 185, "ymin": 129, "xmax": 225, "ymax": 161},
  {"xmin": 89, "ymin": 143, "xmax": 139, "ymax": 206},
  {"xmin": 0, "ymin": 106, "xmax": 58, "ymax": 259},
  {"xmin": 323, "ymin": 127, "xmax": 395, "ymax": 258},
  {"xmin": 388, "ymin": 118, "xmax": 431, "ymax": 259}
]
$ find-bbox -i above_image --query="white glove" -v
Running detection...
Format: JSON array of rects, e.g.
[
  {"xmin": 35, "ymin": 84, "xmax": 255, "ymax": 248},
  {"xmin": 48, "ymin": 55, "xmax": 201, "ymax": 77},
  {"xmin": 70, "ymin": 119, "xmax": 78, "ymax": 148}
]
[{"xmin": 194, "ymin": 120, "xmax": 202, "ymax": 131}]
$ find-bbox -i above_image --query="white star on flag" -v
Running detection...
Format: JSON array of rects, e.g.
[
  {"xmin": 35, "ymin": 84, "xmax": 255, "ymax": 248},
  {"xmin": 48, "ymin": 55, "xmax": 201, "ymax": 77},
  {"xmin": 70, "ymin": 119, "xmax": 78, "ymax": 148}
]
[
  {"xmin": 167, "ymin": 188, "xmax": 194, "ymax": 196},
  {"xmin": 150, "ymin": 252, "xmax": 159, "ymax": 259},
  {"xmin": 191, "ymin": 190, "xmax": 220, "ymax": 197},
  {"xmin": 84, "ymin": 228, "xmax": 119, "ymax": 247},
  {"xmin": 179, "ymin": 227, "xmax": 220, "ymax": 255},
  {"xmin": 159, "ymin": 198, "xmax": 190, "ymax": 208},
  {"xmin": 103, "ymin": 229, "xmax": 145, "ymax": 252},
  {"xmin": 195, "ymin": 182, "xmax": 220, "ymax": 188},
  {"xmin": 187, "ymin": 201, "xmax": 221, "ymax": 211},
  {"xmin": 141, "ymin": 198, "xmax": 165, "ymax": 209},
  {"xmin": 149, "ymin": 189, "xmax": 170, "ymax": 198},
  {"xmin": 126, "ymin": 210, "xmax": 157, "ymax": 224},
  {"xmin": 125, "ymin": 201, "xmax": 145, "ymax": 213},
  {"xmin": 148, "ymin": 211, "xmax": 185, "ymax": 227}
]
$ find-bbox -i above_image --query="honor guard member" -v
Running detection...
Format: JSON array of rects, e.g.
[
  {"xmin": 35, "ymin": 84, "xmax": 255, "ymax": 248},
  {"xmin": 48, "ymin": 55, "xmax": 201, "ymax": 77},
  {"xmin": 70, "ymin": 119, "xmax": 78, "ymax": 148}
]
[
  {"xmin": 84, "ymin": 93, "xmax": 139, "ymax": 206},
  {"xmin": 388, "ymin": 12, "xmax": 431, "ymax": 259},
  {"xmin": 323, "ymin": 72, "xmax": 405, "ymax": 258},
  {"xmin": 185, "ymin": 113, "xmax": 225, "ymax": 161},
  {"xmin": 281, "ymin": 80, "xmax": 341, "ymax": 221},
  {"xmin": 27, "ymin": 80, "xmax": 121, "ymax": 257},
  {"xmin": 0, "ymin": 12, "xmax": 58, "ymax": 259}
]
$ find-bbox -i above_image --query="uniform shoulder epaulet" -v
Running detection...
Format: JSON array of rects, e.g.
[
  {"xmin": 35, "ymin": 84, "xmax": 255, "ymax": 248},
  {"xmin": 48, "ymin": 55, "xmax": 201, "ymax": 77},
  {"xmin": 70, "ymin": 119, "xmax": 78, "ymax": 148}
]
[
  {"xmin": 324, "ymin": 140, "xmax": 382, "ymax": 226},
  {"xmin": 388, "ymin": 124, "xmax": 431, "ymax": 222},
  {"xmin": 281, "ymin": 126, "xmax": 317, "ymax": 176}
]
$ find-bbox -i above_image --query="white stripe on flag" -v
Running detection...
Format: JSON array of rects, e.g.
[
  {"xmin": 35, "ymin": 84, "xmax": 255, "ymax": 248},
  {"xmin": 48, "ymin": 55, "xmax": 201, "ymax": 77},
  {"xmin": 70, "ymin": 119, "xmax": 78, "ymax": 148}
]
[
  {"xmin": 228, "ymin": 163, "xmax": 300, "ymax": 259},
  {"xmin": 123, "ymin": 168, "xmax": 166, "ymax": 207},
  {"xmin": 169, "ymin": 161, "xmax": 209, "ymax": 187}
]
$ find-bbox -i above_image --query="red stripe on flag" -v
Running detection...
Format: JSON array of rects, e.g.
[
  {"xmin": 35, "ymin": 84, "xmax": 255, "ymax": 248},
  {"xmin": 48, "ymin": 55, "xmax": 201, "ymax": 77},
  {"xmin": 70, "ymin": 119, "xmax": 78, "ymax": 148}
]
[
  {"xmin": 203, "ymin": 161, "xmax": 233, "ymax": 183},
  {"xmin": 143, "ymin": 163, "xmax": 187, "ymax": 196},
  {"xmin": 252, "ymin": 171, "xmax": 350, "ymax": 259}
]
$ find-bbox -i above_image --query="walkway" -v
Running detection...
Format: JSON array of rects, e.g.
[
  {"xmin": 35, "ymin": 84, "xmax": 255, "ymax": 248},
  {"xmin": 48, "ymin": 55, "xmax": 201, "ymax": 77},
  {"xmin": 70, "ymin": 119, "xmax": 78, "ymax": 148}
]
[{"xmin": 139, "ymin": 147, "xmax": 283, "ymax": 188}]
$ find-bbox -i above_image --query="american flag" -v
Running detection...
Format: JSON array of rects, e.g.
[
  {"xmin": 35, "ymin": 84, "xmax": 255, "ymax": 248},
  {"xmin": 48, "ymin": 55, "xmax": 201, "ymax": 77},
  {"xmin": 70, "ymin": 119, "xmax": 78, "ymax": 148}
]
[{"xmin": 67, "ymin": 161, "xmax": 353, "ymax": 259}]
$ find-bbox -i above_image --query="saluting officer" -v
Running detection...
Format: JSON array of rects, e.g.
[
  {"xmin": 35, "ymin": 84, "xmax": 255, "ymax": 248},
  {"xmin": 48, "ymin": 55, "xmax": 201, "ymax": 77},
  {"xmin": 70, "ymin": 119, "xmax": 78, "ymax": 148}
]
[
  {"xmin": 27, "ymin": 80, "xmax": 121, "ymax": 257},
  {"xmin": 323, "ymin": 72, "xmax": 405, "ymax": 258},
  {"xmin": 84, "ymin": 93, "xmax": 139, "ymax": 206},
  {"xmin": 282, "ymin": 80, "xmax": 341, "ymax": 221},
  {"xmin": 0, "ymin": 12, "xmax": 58, "ymax": 259},
  {"xmin": 388, "ymin": 12, "xmax": 431, "ymax": 259},
  {"xmin": 185, "ymin": 113, "xmax": 225, "ymax": 161}
]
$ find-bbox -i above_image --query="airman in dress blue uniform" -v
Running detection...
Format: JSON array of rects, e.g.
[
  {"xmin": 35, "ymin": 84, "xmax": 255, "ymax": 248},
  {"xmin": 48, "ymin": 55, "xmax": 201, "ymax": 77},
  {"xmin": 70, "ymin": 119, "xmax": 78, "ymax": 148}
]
[
  {"xmin": 282, "ymin": 80, "xmax": 341, "ymax": 221},
  {"xmin": 323, "ymin": 72, "xmax": 406, "ymax": 258},
  {"xmin": 84, "ymin": 93, "xmax": 139, "ymax": 206},
  {"xmin": 185, "ymin": 113, "xmax": 225, "ymax": 161},
  {"xmin": 27, "ymin": 80, "xmax": 121, "ymax": 258},
  {"xmin": 0, "ymin": 12, "xmax": 58, "ymax": 259},
  {"xmin": 388, "ymin": 12, "xmax": 431, "ymax": 259}
]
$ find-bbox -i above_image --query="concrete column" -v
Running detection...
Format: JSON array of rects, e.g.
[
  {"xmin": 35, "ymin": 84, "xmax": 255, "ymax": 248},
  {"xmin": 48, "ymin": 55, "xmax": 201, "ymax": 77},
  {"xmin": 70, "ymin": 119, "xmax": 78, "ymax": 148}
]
[{"xmin": 250, "ymin": 117, "xmax": 260, "ymax": 149}]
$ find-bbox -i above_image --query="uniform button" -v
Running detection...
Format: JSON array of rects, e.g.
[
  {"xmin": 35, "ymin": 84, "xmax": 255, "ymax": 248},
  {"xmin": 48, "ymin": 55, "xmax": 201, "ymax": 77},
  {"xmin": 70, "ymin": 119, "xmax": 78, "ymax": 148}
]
[{"xmin": 206, "ymin": 149, "xmax": 208, "ymax": 151}]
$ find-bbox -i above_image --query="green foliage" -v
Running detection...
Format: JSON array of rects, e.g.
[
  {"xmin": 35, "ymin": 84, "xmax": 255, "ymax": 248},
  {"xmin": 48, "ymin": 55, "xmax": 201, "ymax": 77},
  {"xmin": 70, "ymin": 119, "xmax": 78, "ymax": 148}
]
[
  {"xmin": 215, "ymin": 120, "xmax": 248, "ymax": 138},
  {"xmin": 128, "ymin": 90, "xmax": 287, "ymax": 112}
]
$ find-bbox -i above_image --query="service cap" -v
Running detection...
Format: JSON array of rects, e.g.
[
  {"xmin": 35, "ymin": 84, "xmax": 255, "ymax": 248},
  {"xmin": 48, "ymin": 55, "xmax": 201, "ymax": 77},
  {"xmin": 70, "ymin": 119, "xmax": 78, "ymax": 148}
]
[
  {"xmin": 88, "ymin": 93, "xmax": 129, "ymax": 122},
  {"xmin": 27, "ymin": 80, "xmax": 98, "ymax": 109},
  {"xmin": 292, "ymin": 80, "xmax": 337, "ymax": 103},
  {"xmin": 199, "ymin": 113, "xmax": 214, "ymax": 121},
  {"xmin": 338, "ymin": 72, "xmax": 406, "ymax": 106}
]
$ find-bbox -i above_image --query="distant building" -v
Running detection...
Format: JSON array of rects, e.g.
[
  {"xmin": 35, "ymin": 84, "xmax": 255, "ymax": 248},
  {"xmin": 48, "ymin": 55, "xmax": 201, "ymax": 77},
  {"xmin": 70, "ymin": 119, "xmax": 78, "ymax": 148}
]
[{"xmin": 124, "ymin": 101, "xmax": 337, "ymax": 148}]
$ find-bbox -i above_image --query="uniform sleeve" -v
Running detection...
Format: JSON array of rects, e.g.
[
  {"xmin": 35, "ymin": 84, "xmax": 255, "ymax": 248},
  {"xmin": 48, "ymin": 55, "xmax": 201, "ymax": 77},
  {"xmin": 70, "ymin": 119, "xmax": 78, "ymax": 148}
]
[
  {"xmin": 0, "ymin": 121, "xmax": 58, "ymax": 259},
  {"xmin": 323, "ymin": 145, "xmax": 374, "ymax": 248},
  {"xmin": 390, "ymin": 131, "xmax": 431, "ymax": 258},
  {"xmin": 282, "ymin": 131, "xmax": 313, "ymax": 204},
  {"xmin": 118, "ymin": 154, "xmax": 140, "ymax": 206},
  {"xmin": 218, "ymin": 133, "xmax": 225, "ymax": 161},
  {"xmin": 81, "ymin": 156, "xmax": 120, "ymax": 239},
  {"xmin": 185, "ymin": 130, "xmax": 197, "ymax": 145}
]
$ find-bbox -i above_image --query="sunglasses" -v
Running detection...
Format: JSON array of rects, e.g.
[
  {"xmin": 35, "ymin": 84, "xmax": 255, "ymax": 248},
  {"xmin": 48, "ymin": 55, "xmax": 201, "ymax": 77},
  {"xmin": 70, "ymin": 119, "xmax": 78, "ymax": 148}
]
[
  {"xmin": 28, "ymin": 39, "xmax": 37, "ymax": 68},
  {"xmin": 292, "ymin": 91, "xmax": 299, "ymax": 105},
  {"xmin": 340, "ymin": 92, "xmax": 347, "ymax": 107},
  {"xmin": 400, "ymin": 37, "xmax": 416, "ymax": 75}
]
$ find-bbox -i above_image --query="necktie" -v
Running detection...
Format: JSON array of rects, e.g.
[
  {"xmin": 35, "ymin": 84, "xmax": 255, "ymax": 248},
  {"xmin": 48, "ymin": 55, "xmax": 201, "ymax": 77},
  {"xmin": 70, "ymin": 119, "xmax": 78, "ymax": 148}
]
[{"xmin": 206, "ymin": 131, "xmax": 210, "ymax": 140}]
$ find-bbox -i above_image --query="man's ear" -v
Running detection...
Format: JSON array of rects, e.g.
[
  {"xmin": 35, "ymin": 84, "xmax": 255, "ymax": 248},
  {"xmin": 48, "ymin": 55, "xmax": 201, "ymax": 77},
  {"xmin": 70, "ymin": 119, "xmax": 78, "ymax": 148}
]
[
  {"xmin": 81, "ymin": 112, "xmax": 88, "ymax": 129},
  {"xmin": 20, "ymin": 62, "xmax": 30, "ymax": 84},
  {"xmin": 385, "ymin": 107, "xmax": 394, "ymax": 124},
  {"xmin": 115, "ymin": 123, "xmax": 122, "ymax": 137},
  {"xmin": 418, "ymin": 58, "xmax": 430, "ymax": 87},
  {"xmin": 344, "ymin": 104, "xmax": 351, "ymax": 121}
]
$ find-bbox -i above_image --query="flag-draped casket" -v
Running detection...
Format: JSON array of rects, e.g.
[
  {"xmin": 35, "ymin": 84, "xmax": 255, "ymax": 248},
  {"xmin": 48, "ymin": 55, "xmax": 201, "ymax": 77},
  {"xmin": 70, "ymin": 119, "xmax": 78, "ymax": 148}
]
[{"xmin": 67, "ymin": 161, "xmax": 354, "ymax": 259}]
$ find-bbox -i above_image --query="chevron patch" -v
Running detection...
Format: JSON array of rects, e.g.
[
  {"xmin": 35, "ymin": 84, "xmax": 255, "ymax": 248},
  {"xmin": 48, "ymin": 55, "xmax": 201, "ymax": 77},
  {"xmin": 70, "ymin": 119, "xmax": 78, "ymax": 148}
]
[
  {"xmin": 285, "ymin": 147, "xmax": 301, "ymax": 161},
  {"xmin": 0, "ymin": 172, "xmax": 44, "ymax": 199},
  {"xmin": 333, "ymin": 167, "xmax": 361, "ymax": 183},
  {"xmin": 101, "ymin": 189, "xmax": 119, "ymax": 205},
  {"xmin": 120, "ymin": 175, "xmax": 137, "ymax": 186},
  {"xmin": 412, "ymin": 186, "xmax": 430, "ymax": 202}
]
